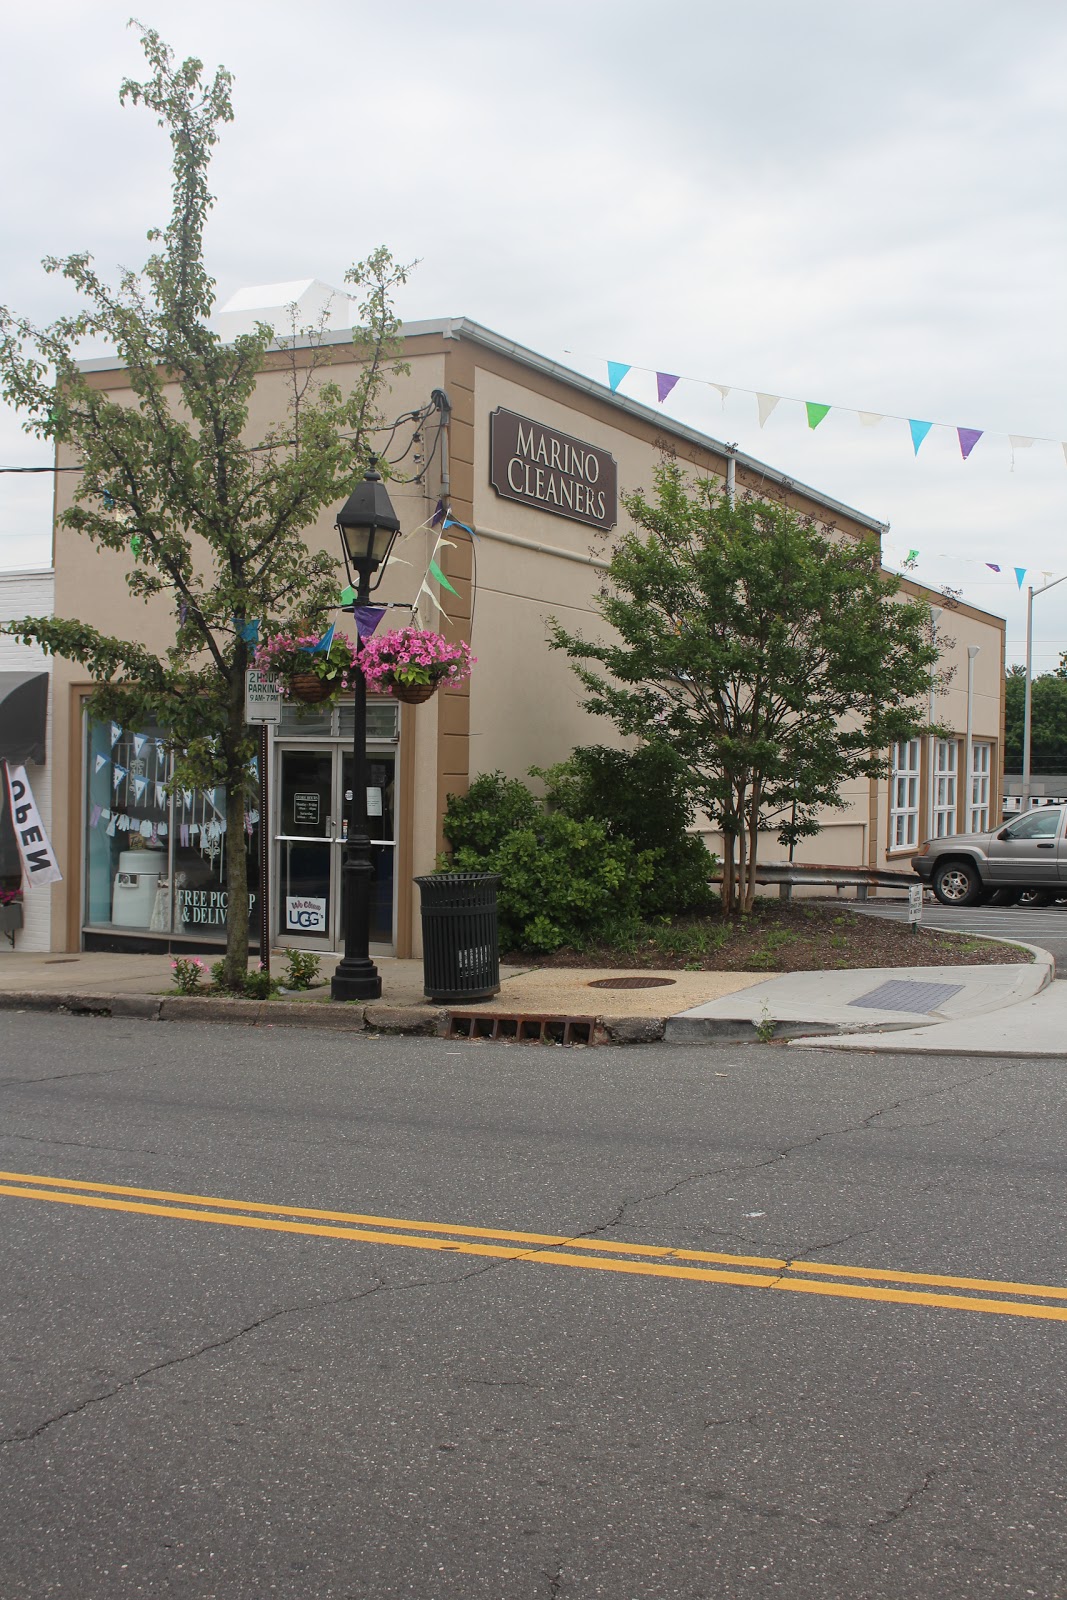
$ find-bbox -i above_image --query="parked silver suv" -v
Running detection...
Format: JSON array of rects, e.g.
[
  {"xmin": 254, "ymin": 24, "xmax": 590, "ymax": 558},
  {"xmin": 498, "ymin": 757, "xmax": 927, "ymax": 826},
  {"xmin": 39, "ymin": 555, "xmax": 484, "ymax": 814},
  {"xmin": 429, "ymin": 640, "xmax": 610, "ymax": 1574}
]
[{"xmin": 912, "ymin": 805, "xmax": 1066, "ymax": 906}]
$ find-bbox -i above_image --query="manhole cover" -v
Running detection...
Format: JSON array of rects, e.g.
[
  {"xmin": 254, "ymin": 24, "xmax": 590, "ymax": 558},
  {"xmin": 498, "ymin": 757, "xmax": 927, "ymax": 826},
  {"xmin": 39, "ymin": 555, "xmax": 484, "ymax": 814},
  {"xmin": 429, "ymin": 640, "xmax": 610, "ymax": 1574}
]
[{"xmin": 587, "ymin": 976, "xmax": 678, "ymax": 990}]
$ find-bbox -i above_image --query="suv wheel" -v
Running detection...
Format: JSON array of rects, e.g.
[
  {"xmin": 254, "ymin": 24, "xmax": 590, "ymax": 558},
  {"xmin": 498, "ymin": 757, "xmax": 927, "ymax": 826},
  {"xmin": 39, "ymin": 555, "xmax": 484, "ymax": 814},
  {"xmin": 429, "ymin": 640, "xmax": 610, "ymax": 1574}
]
[
  {"xmin": 932, "ymin": 859, "xmax": 983, "ymax": 907},
  {"xmin": 1016, "ymin": 888, "xmax": 1053, "ymax": 907}
]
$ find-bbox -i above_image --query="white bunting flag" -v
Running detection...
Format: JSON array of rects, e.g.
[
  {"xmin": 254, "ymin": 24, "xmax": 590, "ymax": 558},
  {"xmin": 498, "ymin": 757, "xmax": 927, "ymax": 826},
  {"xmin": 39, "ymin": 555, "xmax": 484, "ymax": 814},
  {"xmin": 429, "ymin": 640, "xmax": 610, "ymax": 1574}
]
[
  {"xmin": 859, "ymin": 412, "xmax": 885, "ymax": 427},
  {"xmin": 132, "ymin": 777, "xmax": 148, "ymax": 803},
  {"xmin": 133, "ymin": 734, "xmax": 147, "ymax": 757},
  {"xmin": 95, "ymin": 754, "xmax": 108, "ymax": 774},
  {"xmin": 110, "ymin": 722, "xmax": 122, "ymax": 747},
  {"xmin": 756, "ymin": 393, "xmax": 781, "ymax": 428}
]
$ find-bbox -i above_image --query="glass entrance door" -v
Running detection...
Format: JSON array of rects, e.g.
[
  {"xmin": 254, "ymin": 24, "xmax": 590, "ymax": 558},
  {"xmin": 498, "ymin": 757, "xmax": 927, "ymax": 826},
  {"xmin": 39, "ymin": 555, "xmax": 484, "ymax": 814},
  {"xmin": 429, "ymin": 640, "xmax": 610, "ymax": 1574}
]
[
  {"xmin": 276, "ymin": 744, "xmax": 397, "ymax": 952},
  {"xmin": 277, "ymin": 750, "xmax": 334, "ymax": 941}
]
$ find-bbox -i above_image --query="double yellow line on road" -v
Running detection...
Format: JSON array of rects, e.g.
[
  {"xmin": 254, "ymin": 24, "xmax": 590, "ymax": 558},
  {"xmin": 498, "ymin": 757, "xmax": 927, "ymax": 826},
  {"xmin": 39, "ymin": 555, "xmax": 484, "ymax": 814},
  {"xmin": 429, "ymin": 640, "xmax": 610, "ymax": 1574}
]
[{"xmin": 2, "ymin": 1168, "xmax": 1065, "ymax": 1323}]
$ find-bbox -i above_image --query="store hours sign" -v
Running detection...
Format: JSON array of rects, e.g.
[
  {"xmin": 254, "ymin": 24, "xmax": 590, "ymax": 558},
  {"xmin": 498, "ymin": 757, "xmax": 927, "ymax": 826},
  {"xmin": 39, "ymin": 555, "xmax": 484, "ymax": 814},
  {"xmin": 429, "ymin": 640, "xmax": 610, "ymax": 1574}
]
[{"xmin": 489, "ymin": 408, "xmax": 617, "ymax": 531}]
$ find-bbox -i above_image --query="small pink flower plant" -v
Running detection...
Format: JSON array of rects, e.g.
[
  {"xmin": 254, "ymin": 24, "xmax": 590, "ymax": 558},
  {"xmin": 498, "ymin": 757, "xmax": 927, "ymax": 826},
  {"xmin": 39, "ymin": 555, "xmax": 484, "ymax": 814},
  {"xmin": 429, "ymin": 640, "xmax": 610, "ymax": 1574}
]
[{"xmin": 357, "ymin": 627, "xmax": 475, "ymax": 695}]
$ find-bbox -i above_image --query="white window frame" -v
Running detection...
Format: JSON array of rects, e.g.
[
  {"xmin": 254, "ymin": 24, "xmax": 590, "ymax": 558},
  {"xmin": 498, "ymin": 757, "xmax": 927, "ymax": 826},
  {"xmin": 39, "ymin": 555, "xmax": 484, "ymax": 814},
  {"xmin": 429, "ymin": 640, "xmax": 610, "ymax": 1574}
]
[
  {"xmin": 890, "ymin": 738, "xmax": 921, "ymax": 850},
  {"xmin": 933, "ymin": 739, "xmax": 958, "ymax": 838},
  {"xmin": 969, "ymin": 741, "xmax": 992, "ymax": 833}
]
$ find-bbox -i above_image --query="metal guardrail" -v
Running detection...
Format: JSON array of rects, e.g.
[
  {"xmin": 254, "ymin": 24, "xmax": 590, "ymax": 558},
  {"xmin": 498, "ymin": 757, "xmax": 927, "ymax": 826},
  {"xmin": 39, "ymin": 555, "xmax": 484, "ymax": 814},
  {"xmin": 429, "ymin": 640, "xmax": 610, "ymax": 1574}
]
[{"xmin": 710, "ymin": 862, "xmax": 919, "ymax": 901}]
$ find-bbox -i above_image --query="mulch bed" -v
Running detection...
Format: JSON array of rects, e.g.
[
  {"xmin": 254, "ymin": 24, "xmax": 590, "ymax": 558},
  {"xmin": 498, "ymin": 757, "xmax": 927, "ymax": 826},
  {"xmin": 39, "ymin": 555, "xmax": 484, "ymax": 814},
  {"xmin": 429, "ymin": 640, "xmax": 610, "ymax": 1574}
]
[{"xmin": 504, "ymin": 899, "xmax": 1034, "ymax": 974}]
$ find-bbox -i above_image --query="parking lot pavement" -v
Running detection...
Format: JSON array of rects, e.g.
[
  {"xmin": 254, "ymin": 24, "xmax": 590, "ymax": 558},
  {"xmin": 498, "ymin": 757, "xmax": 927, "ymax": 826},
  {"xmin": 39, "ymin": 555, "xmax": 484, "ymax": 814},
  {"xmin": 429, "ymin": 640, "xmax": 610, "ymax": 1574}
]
[{"xmin": 855, "ymin": 899, "xmax": 1067, "ymax": 975}]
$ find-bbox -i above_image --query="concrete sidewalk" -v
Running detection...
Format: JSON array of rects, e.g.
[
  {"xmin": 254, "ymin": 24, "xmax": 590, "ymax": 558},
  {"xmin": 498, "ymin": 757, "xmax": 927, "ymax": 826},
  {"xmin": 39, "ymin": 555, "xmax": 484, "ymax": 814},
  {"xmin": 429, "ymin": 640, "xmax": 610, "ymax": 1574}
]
[{"xmin": 0, "ymin": 945, "xmax": 1058, "ymax": 1053}]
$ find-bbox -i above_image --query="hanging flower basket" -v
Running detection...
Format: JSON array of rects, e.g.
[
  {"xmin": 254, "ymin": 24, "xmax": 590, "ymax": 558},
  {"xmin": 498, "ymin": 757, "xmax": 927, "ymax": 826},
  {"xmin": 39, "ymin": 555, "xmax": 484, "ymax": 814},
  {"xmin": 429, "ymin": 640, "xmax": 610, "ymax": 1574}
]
[
  {"xmin": 358, "ymin": 627, "xmax": 475, "ymax": 703},
  {"xmin": 253, "ymin": 630, "xmax": 358, "ymax": 707},
  {"xmin": 392, "ymin": 680, "xmax": 439, "ymax": 706},
  {"xmin": 289, "ymin": 672, "xmax": 334, "ymax": 704}
]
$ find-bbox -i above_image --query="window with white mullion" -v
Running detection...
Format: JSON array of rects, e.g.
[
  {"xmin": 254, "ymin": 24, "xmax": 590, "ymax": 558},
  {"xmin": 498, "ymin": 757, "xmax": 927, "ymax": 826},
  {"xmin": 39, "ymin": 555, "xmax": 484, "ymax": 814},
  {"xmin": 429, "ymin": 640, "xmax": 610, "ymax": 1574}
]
[
  {"xmin": 890, "ymin": 738, "xmax": 921, "ymax": 849},
  {"xmin": 969, "ymin": 741, "xmax": 992, "ymax": 832},
  {"xmin": 933, "ymin": 739, "xmax": 958, "ymax": 837}
]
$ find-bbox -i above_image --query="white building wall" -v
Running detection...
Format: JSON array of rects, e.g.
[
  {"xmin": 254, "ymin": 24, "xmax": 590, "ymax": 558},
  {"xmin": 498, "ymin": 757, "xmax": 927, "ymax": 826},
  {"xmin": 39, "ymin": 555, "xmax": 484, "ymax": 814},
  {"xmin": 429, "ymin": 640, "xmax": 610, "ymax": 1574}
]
[{"xmin": 0, "ymin": 569, "xmax": 55, "ymax": 952}]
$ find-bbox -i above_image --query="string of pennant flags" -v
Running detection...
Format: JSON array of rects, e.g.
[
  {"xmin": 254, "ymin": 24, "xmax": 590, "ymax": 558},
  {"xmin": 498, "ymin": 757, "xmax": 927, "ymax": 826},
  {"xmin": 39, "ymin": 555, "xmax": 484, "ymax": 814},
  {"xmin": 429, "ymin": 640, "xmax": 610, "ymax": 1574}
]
[
  {"xmin": 884, "ymin": 547, "xmax": 1066, "ymax": 594},
  {"xmin": 584, "ymin": 355, "xmax": 1067, "ymax": 466},
  {"xmin": 229, "ymin": 498, "xmax": 477, "ymax": 650}
]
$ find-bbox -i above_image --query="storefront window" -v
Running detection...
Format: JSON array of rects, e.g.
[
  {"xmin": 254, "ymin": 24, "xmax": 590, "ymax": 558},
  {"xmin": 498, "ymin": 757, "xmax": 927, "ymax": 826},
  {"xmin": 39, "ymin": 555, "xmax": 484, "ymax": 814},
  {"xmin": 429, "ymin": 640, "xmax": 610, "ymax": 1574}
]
[{"xmin": 84, "ymin": 716, "xmax": 260, "ymax": 945}]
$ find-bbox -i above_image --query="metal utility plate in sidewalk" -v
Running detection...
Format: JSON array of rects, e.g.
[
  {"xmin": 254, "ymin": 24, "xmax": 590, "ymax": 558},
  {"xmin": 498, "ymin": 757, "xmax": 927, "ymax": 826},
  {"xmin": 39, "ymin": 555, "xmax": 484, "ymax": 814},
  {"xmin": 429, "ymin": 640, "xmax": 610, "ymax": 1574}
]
[{"xmin": 848, "ymin": 979, "xmax": 964, "ymax": 1015}]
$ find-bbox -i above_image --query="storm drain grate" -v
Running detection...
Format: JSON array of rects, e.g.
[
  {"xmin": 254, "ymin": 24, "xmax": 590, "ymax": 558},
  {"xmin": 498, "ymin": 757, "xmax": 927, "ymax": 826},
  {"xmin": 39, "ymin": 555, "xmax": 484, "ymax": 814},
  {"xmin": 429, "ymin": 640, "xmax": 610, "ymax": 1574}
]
[
  {"xmin": 587, "ymin": 976, "xmax": 677, "ymax": 991},
  {"xmin": 446, "ymin": 1013, "xmax": 596, "ymax": 1046},
  {"xmin": 848, "ymin": 979, "xmax": 965, "ymax": 1014}
]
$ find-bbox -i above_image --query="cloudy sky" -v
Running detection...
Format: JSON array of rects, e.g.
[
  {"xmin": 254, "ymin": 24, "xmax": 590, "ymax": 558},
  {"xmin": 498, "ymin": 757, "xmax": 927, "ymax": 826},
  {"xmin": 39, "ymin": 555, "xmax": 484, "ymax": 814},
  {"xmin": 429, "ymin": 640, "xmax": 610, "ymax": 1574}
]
[{"xmin": 2, "ymin": 0, "xmax": 1065, "ymax": 667}]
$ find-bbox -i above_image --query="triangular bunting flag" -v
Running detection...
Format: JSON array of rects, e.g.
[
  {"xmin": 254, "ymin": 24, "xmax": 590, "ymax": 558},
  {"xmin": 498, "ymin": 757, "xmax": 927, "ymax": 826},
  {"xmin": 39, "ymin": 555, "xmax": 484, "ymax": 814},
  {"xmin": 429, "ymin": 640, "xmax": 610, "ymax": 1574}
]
[
  {"xmin": 155, "ymin": 783, "xmax": 167, "ymax": 809},
  {"xmin": 113, "ymin": 765, "xmax": 127, "ymax": 790},
  {"xmin": 417, "ymin": 579, "xmax": 444, "ymax": 617},
  {"xmin": 431, "ymin": 499, "xmax": 445, "ymax": 528},
  {"xmin": 1009, "ymin": 436, "xmax": 1035, "ymax": 449},
  {"xmin": 756, "ymin": 394, "xmax": 780, "ymax": 428},
  {"xmin": 132, "ymin": 777, "xmax": 147, "ymax": 803},
  {"xmin": 957, "ymin": 427, "xmax": 983, "ymax": 460},
  {"xmin": 339, "ymin": 585, "xmax": 356, "ymax": 606},
  {"xmin": 428, "ymin": 559, "xmax": 459, "ymax": 597},
  {"xmin": 985, "ymin": 564, "xmax": 1001, "ymax": 573},
  {"xmin": 310, "ymin": 623, "xmax": 335, "ymax": 654},
  {"xmin": 805, "ymin": 402, "xmax": 831, "ymax": 430},
  {"xmin": 1015, "ymin": 568, "xmax": 1027, "ymax": 589},
  {"xmin": 110, "ymin": 722, "xmax": 122, "ymax": 747},
  {"xmin": 133, "ymin": 733, "xmax": 146, "ymax": 757},
  {"xmin": 711, "ymin": 384, "xmax": 730, "ymax": 404},
  {"xmin": 858, "ymin": 413, "xmax": 884, "ymax": 427},
  {"xmin": 1062, "ymin": 444, "xmax": 1067, "ymax": 467},
  {"xmin": 656, "ymin": 372, "xmax": 680, "ymax": 404},
  {"xmin": 94, "ymin": 754, "xmax": 108, "ymax": 774},
  {"xmin": 442, "ymin": 513, "xmax": 477, "ymax": 541},
  {"xmin": 353, "ymin": 606, "xmax": 386, "ymax": 640},
  {"xmin": 909, "ymin": 419, "xmax": 933, "ymax": 454},
  {"xmin": 607, "ymin": 361, "xmax": 631, "ymax": 393}
]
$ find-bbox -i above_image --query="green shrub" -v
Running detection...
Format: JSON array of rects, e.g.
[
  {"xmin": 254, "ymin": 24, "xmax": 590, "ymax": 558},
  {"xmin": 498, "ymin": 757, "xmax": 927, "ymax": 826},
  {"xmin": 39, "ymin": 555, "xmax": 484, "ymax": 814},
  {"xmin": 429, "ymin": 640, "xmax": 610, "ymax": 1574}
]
[
  {"xmin": 535, "ymin": 743, "xmax": 716, "ymax": 918},
  {"xmin": 444, "ymin": 773, "xmax": 650, "ymax": 952},
  {"xmin": 283, "ymin": 949, "xmax": 321, "ymax": 990},
  {"xmin": 209, "ymin": 958, "xmax": 279, "ymax": 998}
]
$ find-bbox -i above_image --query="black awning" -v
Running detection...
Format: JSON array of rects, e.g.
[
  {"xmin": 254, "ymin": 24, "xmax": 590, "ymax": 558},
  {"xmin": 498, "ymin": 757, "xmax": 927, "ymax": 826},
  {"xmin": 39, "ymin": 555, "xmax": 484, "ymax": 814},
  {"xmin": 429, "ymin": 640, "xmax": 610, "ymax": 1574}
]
[{"xmin": 0, "ymin": 672, "xmax": 49, "ymax": 766}]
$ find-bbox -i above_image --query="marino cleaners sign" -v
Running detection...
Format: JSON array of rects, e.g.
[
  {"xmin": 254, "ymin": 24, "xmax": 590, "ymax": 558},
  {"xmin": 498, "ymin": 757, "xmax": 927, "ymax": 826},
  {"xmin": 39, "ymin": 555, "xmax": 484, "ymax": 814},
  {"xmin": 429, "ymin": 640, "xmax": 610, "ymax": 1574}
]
[
  {"xmin": 2, "ymin": 762, "xmax": 62, "ymax": 888},
  {"xmin": 489, "ymin": 408, "xmax": 617, "ymax": 531}
]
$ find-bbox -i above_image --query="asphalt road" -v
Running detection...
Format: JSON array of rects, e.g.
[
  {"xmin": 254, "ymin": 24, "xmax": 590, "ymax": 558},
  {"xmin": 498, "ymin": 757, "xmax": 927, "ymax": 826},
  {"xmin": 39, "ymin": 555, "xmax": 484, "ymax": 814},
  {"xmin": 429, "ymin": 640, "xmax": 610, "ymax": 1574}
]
[
  {"xmin": 858, "ymin": 897, "xmax": 1067, "ymax": 973},
  {"xmin": 3, "ymin": 1013, "xmax": 1067, "ymax": 1598}
]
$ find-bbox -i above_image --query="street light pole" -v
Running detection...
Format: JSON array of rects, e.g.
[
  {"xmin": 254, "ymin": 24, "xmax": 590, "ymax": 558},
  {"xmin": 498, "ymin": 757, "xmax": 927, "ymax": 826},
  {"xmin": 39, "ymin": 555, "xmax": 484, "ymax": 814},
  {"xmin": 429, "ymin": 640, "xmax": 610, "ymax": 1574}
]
[
  {"xmin": 331, "ymin": 465, "xmax": 400, "ymax": 1003},
  {"xmin": 1022, "ymin": 574, "xmax": 1067, "ymax": 809}
]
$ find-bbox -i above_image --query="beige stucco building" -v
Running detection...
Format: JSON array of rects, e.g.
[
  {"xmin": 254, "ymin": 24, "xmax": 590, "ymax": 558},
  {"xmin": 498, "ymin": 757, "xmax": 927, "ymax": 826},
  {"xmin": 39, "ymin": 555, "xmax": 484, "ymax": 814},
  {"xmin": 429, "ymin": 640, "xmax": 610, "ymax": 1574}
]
[{"xmin": 31, "ymin": 310, "xmax": 1004, "ymax": 958}]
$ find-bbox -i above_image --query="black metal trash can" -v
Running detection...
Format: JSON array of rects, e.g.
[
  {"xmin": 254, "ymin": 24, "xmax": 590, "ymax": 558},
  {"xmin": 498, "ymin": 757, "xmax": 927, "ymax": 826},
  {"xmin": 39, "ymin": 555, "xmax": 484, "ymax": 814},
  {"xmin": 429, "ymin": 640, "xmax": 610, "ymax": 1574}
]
[{"xmin": 415, "ymin": 872, "xmax": 501, "ymax": 1002}]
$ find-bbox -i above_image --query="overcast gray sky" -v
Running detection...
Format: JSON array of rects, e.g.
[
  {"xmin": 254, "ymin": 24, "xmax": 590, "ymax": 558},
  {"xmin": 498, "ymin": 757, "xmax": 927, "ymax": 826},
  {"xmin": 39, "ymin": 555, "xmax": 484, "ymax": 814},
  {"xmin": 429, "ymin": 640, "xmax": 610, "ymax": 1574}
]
[{"xmin": 2, "ymin": 0, "xmax": 1064, "ymax": 667}]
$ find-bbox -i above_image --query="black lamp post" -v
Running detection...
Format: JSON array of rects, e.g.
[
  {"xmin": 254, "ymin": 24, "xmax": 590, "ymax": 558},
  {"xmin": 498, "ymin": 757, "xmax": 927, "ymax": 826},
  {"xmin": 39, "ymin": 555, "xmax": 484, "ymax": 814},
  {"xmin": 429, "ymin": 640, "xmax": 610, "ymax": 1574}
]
[{"xmin": 330, "ymin": 464, "xmax": 401, "ymax": 1002}]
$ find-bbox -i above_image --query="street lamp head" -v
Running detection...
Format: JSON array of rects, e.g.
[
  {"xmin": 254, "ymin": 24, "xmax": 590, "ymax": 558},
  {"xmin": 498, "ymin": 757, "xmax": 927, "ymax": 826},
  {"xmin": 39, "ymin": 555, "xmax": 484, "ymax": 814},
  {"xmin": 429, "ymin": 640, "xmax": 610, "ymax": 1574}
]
[{"xmin": 336, "ymin": 463, "xmax": 401, "ymax": 590}]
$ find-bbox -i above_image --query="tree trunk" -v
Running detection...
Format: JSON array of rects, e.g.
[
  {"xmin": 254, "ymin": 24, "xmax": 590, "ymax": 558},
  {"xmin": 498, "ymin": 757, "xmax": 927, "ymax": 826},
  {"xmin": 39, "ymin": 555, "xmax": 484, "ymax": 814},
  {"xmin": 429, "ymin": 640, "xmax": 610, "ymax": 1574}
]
[{"xmin": 221, "ymin": 668, "xmax": 250, "ymax": 991}]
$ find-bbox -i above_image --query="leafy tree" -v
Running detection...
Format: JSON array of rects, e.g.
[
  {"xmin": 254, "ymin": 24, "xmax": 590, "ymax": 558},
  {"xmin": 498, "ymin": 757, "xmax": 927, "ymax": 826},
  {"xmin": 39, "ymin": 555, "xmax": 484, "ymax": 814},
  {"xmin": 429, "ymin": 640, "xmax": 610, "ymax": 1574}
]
[
  {"xmin": 548, "ymin": 466, "xmax": 940, "ymax": 914},
  {"xmin": 0, "ymin": 27, "xmax": 412, "ymax": 987},
  {"xmin": 1004, "ymin": 664, "xmax": 1067, "ymax": 772}
]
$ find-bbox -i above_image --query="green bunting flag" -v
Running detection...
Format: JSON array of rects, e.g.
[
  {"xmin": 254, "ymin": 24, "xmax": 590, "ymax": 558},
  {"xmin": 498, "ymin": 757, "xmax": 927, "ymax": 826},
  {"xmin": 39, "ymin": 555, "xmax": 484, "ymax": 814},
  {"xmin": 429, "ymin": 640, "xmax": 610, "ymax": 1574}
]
[
  {"xmin": 339, "ymin": 585, "xmax": 356, "ymax": 605},
  {"xmin": 805, "ymin": 402, "xmax": 831, "ymax": 430},
  {"xmin": 429, "ymin": 559, "xmax": 458, "ymax": 597}
]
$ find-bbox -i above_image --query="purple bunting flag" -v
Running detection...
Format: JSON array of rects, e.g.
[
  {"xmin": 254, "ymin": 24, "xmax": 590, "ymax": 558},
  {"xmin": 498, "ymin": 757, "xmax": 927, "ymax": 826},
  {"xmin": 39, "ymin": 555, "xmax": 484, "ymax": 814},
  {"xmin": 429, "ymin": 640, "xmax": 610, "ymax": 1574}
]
[
  {"xmin": 656, "ymin": 372, "xmax": 680, "ymax": 404},
  {"xmin": 986, "ymin": 563, "xmax": 1001, "ymax": 573},
  {"xmin": 354, "ymin": 606, "xmax": 386, "ymax": 640},
  {"xmin": 957, "ymin": 427, "xmax": 983, "ymax": 460},
  {"xmin": 431, "ymin": 499, "xmax": 445, "ymax": 527}
]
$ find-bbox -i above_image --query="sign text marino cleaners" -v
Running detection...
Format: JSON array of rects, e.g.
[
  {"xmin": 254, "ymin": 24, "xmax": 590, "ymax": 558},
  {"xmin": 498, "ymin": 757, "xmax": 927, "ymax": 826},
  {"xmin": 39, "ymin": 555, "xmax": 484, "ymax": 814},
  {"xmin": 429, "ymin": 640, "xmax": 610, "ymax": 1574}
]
[{"xmin": 490, "ymin": 408, "xmax": 617, "ymax": 531}]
